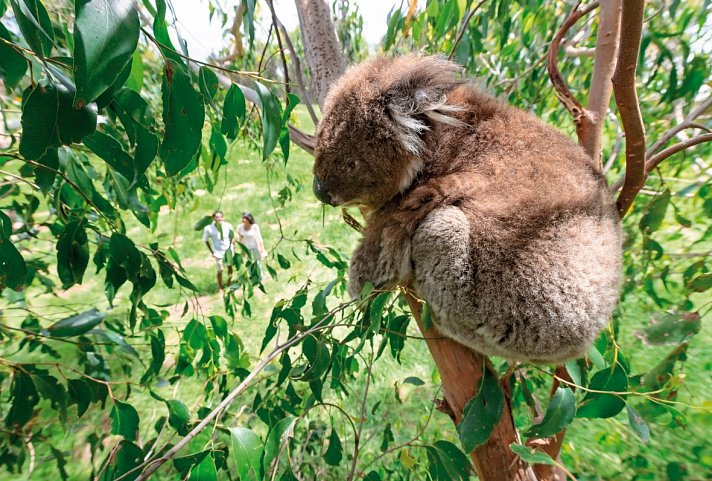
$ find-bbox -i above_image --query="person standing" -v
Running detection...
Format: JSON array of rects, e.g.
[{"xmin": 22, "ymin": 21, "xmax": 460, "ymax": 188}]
[
  {"xmin": 237, "ymin": 212, "xmax": 267, "ymax": 281},
  {"xmin": 203, "ymin": 210, "xmax": 235, "ymax": 292}
]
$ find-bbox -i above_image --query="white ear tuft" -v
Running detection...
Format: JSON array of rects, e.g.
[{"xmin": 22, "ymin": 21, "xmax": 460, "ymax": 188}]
[{"xmin": 389, "ymin": 92, "xmax": 465, "ymax": 154}]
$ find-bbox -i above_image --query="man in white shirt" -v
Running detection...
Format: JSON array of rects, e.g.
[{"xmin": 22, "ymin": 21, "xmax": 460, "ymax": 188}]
[{"xmin": 203, "ymin": 210, "xmax": 234, "ymax": 292}]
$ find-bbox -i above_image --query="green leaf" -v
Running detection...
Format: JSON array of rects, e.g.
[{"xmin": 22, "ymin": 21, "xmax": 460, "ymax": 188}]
[
  {"xmin": 46, "ymin": 307, "xmax": 106, "ymax": 337},
  {"xmin": 109, "ymin": 232, "xmax": 141, "ymax": 273},
  {"xmin": 427, "ymin": 440, "xmax": 472, "ymax": 481},
  {"xmin": 230, "ymin": 427, "xmax": 263, "ymax": 481},
  {"xmin": 20, "ymin": 83, "xmax": 59, "ymax": 160},
  {"xmin": 110, "ymin": 399, "xmax": 140, "ymax": 441},
  {"xmin": 221, "ymin": 84, "xmax": 246, "ymax": 140},
  {"xmin": 57, "ymin": 84, "xmax": 98, "ymax": 145},
  {"xmin": 626, "ymin": 405, "xmax": 650, "ymax": 443},
  {"xmin": 457, "ymin": 368, "xmax": 504, "ymax": 452},
  {"xmin": 254, "ymin": 81, "xmax": 282, "ymax": 160},
  {"xmin": 94, "ymin": 56, "xmax": 133, "ymax": 109},
  {"xmin": 5, "ymin": 372, "xmax": 39, "ymax": 428},
  {"xmin": 160, "ymin": 65, "xmax": 205, "ymax": 175},
  {"xmin": 403, "ymin": 376, "xmax": 425, "ymax": 386},
  {"xmin": 125, "ymin": 49, "xmax": 144, "ymax": 91},
  {"xmin": 194, "ymin": 215, "xmax": 213, "ymax": 231},
  {"xmin": 263, "ymin": 416, "xmax": 296, "ymax": 477},
  {"xmin": 34, "ymin": 148, "xmax": 59, "ymax": 194},
  {"xmin": 509, "ymin": 443, "xmax": 557, "ymax": 466},
  {"xmin": 638, "ymin": 312, "xmax": 701, "ymax": 345},
  {"xmin": 10, "ymin": 0, "xmax": 54, "ymax": 59},
  {"xmin": 298, "ymin": 335, "xmax": 331, "ymax": 382},
  {"xmin": 369, "ymin": 291, "xmax": 392, "ymax": 329},
  {"xmin": 0, "ymin": 22, "xmax": 28, "ymax": 88},
  {"xmin": 198, "ymin": 66, "xmax": 219, "ymax": 104},
  {"xmin": 166, "ymin": 399, "xmax": 191, "ymax": 435},
  {"xmin": 524, "ymin": 387, "xmax": 576, "ymax": 438},
  {"xmin": 56, "ymin": 220, "xmax": 90, "ymax": 289},
  {"xmin": 0, "ymin": 236, "xmax": 27, "ymax": 291},
  {"xmin": 577, "ymin": 363, "xmax": 628, "ymax": 419},
  {"xmin": 67, "ymin": 378, "xmax": 92, "ymax": 417},
  {"xmin": 189, "ymin": 454, "xmax": 218, "ymax": 481},
  {"xmin": 688, "ymin": 272, "xmax": 712, "ymax": 292},
  {"xmin": 639, "ymin": 189, "xmax": 671, "ymax": 234},
  {"xmin": 73, "ymin": 0, "xmax": 139, "ymax": 107},
  {"xmin": 83, "ymin": 131, "xmax": 135, "ymax": 180},
  {"xmin": 324, "ymin": 428, "xmax": 343, "ymax": 466}
]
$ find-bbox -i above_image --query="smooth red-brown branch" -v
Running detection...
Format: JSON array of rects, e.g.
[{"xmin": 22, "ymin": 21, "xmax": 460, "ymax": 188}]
[
  {"xmin": 583, "ymin": 0, "xmax": 622, "ymax": 168},
  {"xmin": 405, "ymin": 292, "xmax": 538, "ymax": 481},
  {"xmin": 645, "ymin": 133, "xmax": 712, "ymax": 173},
  {"xmin": 612, "ymin": 0, "xmax": 646, "ymax": 217},
  {"xmin": 547, "ymin": 2, "xmax": 600, "ymax": 118},
  {"xmin": 610, "ymin": 97, "xmax": 712, "ymax": 192}
]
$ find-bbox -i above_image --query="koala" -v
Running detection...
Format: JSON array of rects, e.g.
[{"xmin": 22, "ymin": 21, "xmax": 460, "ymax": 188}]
[{"xmin": 312, "ymin": 55, "xmax": 622, "ymax": 363}]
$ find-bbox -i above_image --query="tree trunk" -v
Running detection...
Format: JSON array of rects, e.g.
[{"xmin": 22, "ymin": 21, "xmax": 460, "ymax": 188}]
[
  {"xmin": 294, "ymin": 0, "xmax": 345, "ymax": 106},
  {"xmin": 406, "ymin": 294, "xmax": 538, "ymax": 481}
]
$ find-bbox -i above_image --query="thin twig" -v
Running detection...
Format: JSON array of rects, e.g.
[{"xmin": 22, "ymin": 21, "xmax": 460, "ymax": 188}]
[
  {"xmin": 448, "ymin": 0, "xmax": 488, "ymax": 60},
  {"xmin": 277, "ymin": 20, "xmax": 320, "ymax": 126},
  {"xmin": 645, "ymin": 133, "xmax": 712, "ymax": 173},
  {"xmin": 265, "ymin": 0, "xmax": 290, "ymax": 94},
  {"xmin": 646, "ymin": 97, "xmax": 712, "ymax": 157},
  {"xmin": 346, "ymin": 350, "xmax": 375, "ymax": 481}
]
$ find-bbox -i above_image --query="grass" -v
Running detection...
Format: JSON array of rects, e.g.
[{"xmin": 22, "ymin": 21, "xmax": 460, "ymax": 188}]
[{"xmin": 3, "ymin": 105, "xmax": 712, "ymax": 480}]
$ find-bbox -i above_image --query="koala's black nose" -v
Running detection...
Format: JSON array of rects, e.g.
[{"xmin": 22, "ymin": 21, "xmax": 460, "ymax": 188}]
[{"xmin": 313, "ymin": 176, "xmax": 332, "ymax": 205}]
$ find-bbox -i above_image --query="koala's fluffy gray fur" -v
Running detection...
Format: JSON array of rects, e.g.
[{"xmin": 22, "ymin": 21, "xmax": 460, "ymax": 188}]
[{"xmin": 312, "ymin": 55, "xmax": 622, "ymax": 363}]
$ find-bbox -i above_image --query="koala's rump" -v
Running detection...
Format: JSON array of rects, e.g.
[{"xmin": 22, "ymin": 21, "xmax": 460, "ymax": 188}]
[{"xmin": 411, "ymin": 204, "xmax": 621, "ymax": 363}]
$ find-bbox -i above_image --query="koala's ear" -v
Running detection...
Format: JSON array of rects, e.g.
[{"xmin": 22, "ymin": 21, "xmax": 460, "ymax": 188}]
[{"xmin": 384, "ymin": 56, "xmax": 466, "ymax": 154}]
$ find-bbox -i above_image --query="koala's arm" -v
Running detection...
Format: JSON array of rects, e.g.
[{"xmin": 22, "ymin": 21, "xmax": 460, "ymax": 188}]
[
  {"xmin": 348, "ymin": 216, "xmax": 413, "ymax": 298},
  {"xmin": 348, "ymin": 174, "xmax": 473, "ymax": 298}
]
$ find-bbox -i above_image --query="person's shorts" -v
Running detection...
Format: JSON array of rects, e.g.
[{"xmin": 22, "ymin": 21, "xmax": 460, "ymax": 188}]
[{"xmin": 214, "ymin": 256, "xmax": 224, "ymax": 272}]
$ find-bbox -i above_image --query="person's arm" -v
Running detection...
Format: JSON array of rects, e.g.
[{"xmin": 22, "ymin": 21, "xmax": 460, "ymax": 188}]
[
  {"xmin": 255, "ymin": 225, "xmax": 267, "ymax": 258},
  {"xmin": 203, "ymin": 227, "xmax": 214, "ymax": 254}
]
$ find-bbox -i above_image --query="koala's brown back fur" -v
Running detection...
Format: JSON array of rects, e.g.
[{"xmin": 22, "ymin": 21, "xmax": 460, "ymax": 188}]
[{"xmin": 313, "ymin": 55, "xmax": 622, "ymax": 363}]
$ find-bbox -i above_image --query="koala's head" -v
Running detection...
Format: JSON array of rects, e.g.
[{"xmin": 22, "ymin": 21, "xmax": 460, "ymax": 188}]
[{"xmin": 312, "ymin": 55, "xmax": 464, "ymax": 209}]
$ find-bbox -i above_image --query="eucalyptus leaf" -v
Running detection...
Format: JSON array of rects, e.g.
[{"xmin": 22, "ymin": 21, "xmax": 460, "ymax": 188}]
[
  {"xmin": 457, "ymin": 368, "xmax": 504, "ymax": 452},
  {"xmin": 73, "ymin": 0, "xmax": 139, "ymax": 107},
  {"xmin": 230, "ymin": 427, "xmax": 263, "ymax": 481},
  {"xmin": 110, "ymin": 399, "xmax": 140, "ymax": 441},
  {"xmin": 160, "ymin": 65, "xmax": 205, "ymax": 175},
  {"xmin": 45, "ymin": 307, "xmax": 106, "ymax": 337}
]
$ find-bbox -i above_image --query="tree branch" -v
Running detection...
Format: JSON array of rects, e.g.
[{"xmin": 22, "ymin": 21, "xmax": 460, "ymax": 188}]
[
  {"xmin": 405, "ymin": 292, "xmax": 538, "ymax": 481},
  {"xmin": 645, "ymin": 133, "xmax": 712, "ymax": 173},
  {"xmin": 265, "ymin": 0, "xmax": 291, "ymax": 94},
  {"xmin": 277, "ymin": 20, "xmax": 320, "ymax": 126},
  {"xmin": 294, "ymin": 0, "xmax": 345, "ymax": 107},
  {"xmin": 582, "ymin": 0, "xmax": 621, "ymax": 168},
  {"xmin": 547, "ymin": 2, "xmax": 600, "ymax": 120},
  {"xmin": 646, "ymin": 97, "xmax": 712, "ymax": 157},
  {"xmin": 612, "ymin": 0, "xmax": 646, "ymax": 217}
]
